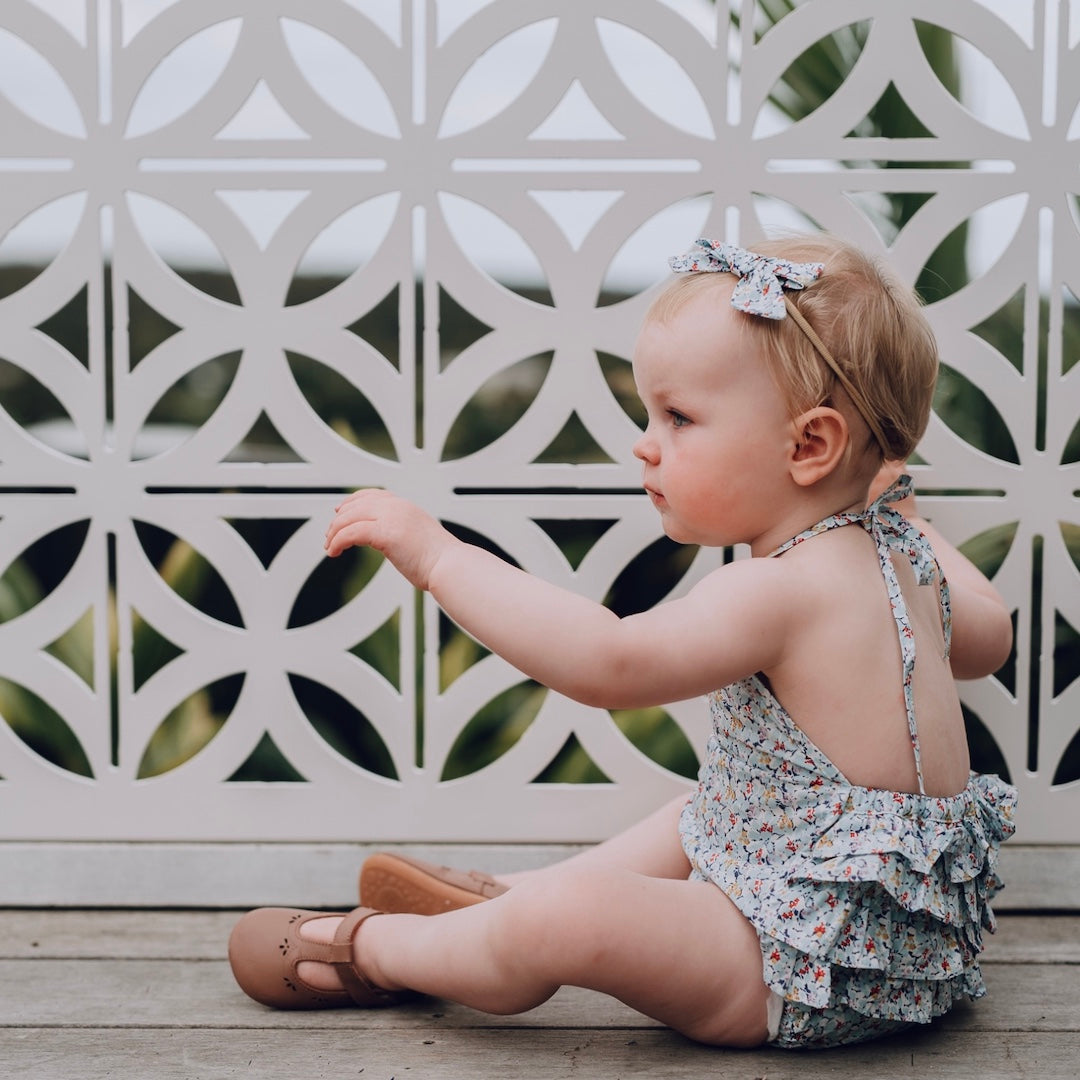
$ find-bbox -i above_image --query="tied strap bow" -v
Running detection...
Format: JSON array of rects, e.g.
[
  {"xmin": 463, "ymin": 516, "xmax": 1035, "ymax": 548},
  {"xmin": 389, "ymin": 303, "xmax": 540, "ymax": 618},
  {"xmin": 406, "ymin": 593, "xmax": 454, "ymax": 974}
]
[
  {"xmin": 668, "ymin": 239, "xmax": 824, "ymax": 320},
  {"xmin": 850, "ymin": 474, "xmax": 952, "ymax": 658}
]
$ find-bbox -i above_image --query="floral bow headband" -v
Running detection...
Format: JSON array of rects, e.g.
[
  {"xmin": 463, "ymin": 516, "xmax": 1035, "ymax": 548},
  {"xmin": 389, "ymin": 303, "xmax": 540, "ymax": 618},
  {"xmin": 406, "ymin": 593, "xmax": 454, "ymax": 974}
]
[{"xmin": 668, "ymin": 239, "xmax": 890, "ymax": 455}]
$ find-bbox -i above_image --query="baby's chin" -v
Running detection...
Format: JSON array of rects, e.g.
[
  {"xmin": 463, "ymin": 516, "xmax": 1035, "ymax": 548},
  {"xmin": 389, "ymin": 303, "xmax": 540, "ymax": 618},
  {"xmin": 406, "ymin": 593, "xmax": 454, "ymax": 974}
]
[{"xmin": 656, "ymin": 517, "xmax": 700, "ymax": 546}]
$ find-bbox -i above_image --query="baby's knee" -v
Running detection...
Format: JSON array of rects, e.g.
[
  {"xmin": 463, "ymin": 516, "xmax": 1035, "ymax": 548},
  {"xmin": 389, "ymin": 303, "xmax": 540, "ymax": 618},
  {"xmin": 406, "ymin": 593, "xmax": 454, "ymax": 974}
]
[{"xmin": 483, "ymin": 865, "xmax": 618, "ymax": 963}]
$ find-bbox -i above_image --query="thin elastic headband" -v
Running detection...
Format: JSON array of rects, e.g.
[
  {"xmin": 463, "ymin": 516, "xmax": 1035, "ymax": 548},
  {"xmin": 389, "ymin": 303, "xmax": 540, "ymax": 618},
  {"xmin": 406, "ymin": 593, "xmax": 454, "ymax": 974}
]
[{"xmin": 668, "ymin": 239, "xmax": 890, "ymax": 455}]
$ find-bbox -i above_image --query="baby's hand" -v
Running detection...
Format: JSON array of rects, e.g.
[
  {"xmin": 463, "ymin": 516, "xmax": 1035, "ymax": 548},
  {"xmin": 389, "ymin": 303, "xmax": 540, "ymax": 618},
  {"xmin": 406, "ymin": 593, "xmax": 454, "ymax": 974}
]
[{"xmin": 324, "ymin": 489, "xmax": 454, "ymax": 591}]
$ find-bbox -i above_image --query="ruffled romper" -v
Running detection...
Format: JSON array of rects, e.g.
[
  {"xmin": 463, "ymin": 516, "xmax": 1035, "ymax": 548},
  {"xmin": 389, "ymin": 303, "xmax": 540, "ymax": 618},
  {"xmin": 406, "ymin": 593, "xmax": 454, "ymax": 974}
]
[{"xmin": 678, "ymin": 480, "xmax": 1018, "ymax": 1050}]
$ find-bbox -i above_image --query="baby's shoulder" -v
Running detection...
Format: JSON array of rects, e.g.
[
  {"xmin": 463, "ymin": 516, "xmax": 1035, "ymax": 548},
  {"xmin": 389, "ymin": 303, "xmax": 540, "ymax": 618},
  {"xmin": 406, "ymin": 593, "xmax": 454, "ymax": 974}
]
[
  {"xmin": 693, "ymin": 544, "xmax": 833, "ymax": 621},
  {"xmin": 749, "ymin": 527, "xmax": 888, "ymax": 624}
]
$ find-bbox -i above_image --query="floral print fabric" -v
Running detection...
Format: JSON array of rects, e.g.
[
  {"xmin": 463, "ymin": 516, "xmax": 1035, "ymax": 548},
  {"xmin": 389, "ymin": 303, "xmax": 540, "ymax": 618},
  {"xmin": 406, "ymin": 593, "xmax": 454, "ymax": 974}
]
[
  {"xmin": 678, "ymin": 482, "xmax": 1018, "ymax": 1049},
  {"xmin": 667, "ymin": 239, "xmax": 824, "ymax": 321}
]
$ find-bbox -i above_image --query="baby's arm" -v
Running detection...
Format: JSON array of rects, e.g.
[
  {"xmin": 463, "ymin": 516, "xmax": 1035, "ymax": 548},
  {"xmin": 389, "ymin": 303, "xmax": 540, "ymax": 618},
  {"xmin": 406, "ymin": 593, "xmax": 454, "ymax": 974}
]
[
  {"xmin": 872, "ymin": 464, "xmax": 1013, "ymax": 680},
  {"xmin": 325, "ymin": 489, "xmax": 790, "ymax": 708}
]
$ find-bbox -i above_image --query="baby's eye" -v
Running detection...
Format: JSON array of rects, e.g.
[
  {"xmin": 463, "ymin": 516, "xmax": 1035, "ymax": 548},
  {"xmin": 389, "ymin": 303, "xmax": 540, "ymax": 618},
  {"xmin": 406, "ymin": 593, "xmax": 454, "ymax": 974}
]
[{"xmin": 668, "ymin": 409, "xmax": 690, "ymax": 428}]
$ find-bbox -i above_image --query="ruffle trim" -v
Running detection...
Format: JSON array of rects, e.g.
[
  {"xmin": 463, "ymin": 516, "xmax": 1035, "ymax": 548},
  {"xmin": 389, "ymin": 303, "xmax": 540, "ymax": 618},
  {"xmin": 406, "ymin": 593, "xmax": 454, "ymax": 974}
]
[
  {"xmin": 702, "ymin": 771, "xmax": 1017, "ymax": 1024},
  {"xmin": 806, "ymin": 770, "xmax": 1017, "ymax": 929},
  {"xmin": 766, "ymin": 940, "xmax": 987, "ymax": 1025}
]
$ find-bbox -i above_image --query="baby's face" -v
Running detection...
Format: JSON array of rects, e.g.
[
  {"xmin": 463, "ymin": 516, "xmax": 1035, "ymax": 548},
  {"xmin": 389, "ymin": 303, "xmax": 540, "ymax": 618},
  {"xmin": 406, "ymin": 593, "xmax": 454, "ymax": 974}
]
[{"xmin": 630, "ymin": 289, "xmax": 796, "ymax": 551}]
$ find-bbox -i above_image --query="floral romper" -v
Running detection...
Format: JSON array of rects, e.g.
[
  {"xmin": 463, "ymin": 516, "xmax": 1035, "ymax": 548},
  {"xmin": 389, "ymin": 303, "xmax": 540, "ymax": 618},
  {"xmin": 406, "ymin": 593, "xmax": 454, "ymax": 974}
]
[{"xmin": 678, "ymin": 479, "xmax": 1018, "ymax": 1050}]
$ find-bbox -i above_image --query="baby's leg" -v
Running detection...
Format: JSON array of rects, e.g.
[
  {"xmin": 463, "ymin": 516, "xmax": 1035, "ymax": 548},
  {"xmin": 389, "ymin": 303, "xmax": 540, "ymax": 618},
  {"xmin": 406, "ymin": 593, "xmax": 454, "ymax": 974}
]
[
  {"xmin": 499, "ymin": 792, "xmax": 691, "ymax": 885},
  {"xmin": 303, "ymin": 862, "xmax": 770, "ymax": 1047}
]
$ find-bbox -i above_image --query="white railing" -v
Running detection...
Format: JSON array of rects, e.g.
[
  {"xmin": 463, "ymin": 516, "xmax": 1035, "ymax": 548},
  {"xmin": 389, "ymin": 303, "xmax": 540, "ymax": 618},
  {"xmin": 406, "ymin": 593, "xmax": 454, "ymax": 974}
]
[{"xmin": 0, "ymin": 1, "xmax": 1076, "ymax": 903}]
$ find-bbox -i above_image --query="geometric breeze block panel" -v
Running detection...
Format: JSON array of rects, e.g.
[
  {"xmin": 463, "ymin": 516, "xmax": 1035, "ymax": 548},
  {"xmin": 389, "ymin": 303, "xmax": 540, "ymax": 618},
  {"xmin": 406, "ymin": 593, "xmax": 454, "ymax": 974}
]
[{"xmin": 0, "ymin": 0, "xmax": 1075, "ymax": 841}]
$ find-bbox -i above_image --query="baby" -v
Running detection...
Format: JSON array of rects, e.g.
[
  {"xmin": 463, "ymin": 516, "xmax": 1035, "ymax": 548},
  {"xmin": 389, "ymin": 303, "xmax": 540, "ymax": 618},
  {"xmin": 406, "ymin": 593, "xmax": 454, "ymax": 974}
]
[{"xmin": 229, "ymin": 235, "xmax": 1016, "ymax": 1050}]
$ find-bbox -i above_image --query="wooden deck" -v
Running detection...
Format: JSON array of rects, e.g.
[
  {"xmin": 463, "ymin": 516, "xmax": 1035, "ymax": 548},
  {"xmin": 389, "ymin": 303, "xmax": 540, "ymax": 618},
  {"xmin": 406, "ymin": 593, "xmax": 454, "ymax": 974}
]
[{"xmin": 2, "ymin": 909, "xmax": 1077, "ymax": 1079}]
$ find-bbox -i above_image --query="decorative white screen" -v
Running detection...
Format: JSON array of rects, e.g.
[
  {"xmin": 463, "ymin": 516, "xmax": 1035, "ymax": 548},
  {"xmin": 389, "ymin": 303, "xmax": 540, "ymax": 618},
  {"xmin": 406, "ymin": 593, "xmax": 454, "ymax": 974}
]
[{"xmin": 0, "ymin": 0, "xmax": 1076, "ymax": 844}]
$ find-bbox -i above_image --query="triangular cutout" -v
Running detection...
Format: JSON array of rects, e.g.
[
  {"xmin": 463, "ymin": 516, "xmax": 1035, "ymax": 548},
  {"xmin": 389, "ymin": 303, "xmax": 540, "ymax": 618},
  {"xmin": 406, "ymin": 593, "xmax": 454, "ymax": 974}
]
[
  {"xmin": 1053, "ymin": 610, "xmax": 1080, "ymax": 699},
  {"xmin": 128, "ymin": 285, "xmax": 182, "ymax": 369},
  {"xmin": 532, "ymin": 519, "xmax": 617, "ymax": 570},
  {"xmin": 132, "ymin": 607, "xmax": 185, "ymax": 692},
  {"xmin": 992, "ymin": 610, "xmax": 1018, "ymax": 696},
  {"xmin": 971, "ymin": 285, "xmax": 1024, "ymax": 374},
  {"xmin": 223, "ymin": 411, "xmax": 305, "ymax": 463},
  {"xmin": 531, "ymin": 733, "xmax": 612, "ymax": 783},
  {"xmin": 847, "ymin": 81, "xmax": 934, "ymax": 139},
  {"xmin": 438, "ymin": 285, "xmax": 492, "ymax": 371},
  {"xmin": 961, "ymin": 704, "xmax": 1010, "ymax": 783},
  {"xmin": 35, "ymin": 284, "xmax": 89, "ymax": 367},
  {"xmin": 225, "ymin": 518, "xmax": 306, "ymax": 569},
  {"xmin": 1052, "ymin": 725, "xmax": 1080, "ymax": 786},
  {"xmin": 529, "ymin": 80, "xmax": 624, "ymax": 140},
  {"xmin": 346, "ymin": 283, "xmax": 401, "ymax": 370},
  {"xmin": 44, "ymin": 608, "xmax": 94, "ymax": 689},
  {"xmin": 215, "ymin": 80, "xmax": 311, "ymax": 140},
  {"xmin": 227, "ymin": 731, "xmax": 307, "ymax": 782},
  {"xmin": 216, "ymin": 190, "xmax": 310, "ymax": 251},
  {"xmin": 351, "ymin": 609, "xmax": 402, "ymax": 691},
  {"xmin": 528, "ymin": 190, "xmax": 623, "ymax": 252},
  {"xmin": 532, "ymin": 411, "xmax": 615, "ymax": 464}
]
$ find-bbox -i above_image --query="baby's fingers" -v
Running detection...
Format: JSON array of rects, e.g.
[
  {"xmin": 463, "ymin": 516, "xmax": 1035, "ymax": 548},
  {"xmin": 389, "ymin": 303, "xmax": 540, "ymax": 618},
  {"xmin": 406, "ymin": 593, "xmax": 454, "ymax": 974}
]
[
  {"xmin": 324, "ymin": 488, "xmax": 408, "ymax": 556},
  {"xmin": 325, "ymin": 519, "xmax": 370, "ymax": 557},
  {"xmin": 332, "ymin": 486, "xmax": 384, "ymax": 512},
  {"xmin": 325, "ymin": 491, "xmax": 380, "ymax": 555}
]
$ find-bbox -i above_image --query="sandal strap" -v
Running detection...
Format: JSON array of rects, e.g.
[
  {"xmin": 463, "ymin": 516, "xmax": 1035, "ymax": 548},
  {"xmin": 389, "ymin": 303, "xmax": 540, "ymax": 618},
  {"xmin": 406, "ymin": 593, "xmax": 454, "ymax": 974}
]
[{"xmin": 331, "ymin": 907, "xmax": 401, "ymax": 1006}]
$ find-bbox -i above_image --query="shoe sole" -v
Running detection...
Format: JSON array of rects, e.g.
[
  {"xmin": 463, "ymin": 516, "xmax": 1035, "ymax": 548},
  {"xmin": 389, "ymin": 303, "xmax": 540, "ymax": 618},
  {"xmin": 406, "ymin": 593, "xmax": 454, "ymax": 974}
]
[{"xmin": 360, "ymin": 853, "xmax": 505, "ymax": 915}]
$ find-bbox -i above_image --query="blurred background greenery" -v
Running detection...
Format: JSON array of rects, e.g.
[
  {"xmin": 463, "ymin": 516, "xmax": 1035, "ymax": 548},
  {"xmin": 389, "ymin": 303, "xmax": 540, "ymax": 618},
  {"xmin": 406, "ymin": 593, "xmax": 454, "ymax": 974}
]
[{"xmin": 2, "ymin": 12, "xmax": 1079, "ymax": 788}]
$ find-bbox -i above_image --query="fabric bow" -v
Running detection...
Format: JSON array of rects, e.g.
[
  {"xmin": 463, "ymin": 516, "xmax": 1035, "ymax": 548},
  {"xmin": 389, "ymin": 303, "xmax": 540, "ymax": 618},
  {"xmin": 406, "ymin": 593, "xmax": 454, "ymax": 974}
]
[{"xmin": 668, "ymin": 239, "xmax": 824, "ymax": 320}]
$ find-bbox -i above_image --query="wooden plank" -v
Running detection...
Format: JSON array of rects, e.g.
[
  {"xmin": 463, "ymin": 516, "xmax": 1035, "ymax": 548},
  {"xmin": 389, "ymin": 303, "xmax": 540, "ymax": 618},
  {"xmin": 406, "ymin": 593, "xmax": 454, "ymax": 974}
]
[
  {"xmin": 3, "ymin": 910, "xmax": 1076, "ymax": 964},
  {"xmin": 0, "ymin": 842, "xmax": 583, "ymax": 908},
  {"xmin": 996, "ymin": 845, "xmax": 1080, "ymax": 910},
  {"xmin": 980, "ymin": 914, "xmax": 1080, "ymax": 964},
  {"xmin": 2, "ymin": 1028, "xmax": 1078, "ymax": 1080},
  {"xmin": 0, "ymin": 959, "xmax": 1076, "ymax": 1032},
  {"xmin": 0, "ymin": 910, "xmax": 238, "ymax": 960},
  {"xmin": 0, "ymin": 842, "xmax": 1075, "ymax": 909},
  {"xmin": 0, "ymin": 960, "xmax": 655, "ymax": 1030}
]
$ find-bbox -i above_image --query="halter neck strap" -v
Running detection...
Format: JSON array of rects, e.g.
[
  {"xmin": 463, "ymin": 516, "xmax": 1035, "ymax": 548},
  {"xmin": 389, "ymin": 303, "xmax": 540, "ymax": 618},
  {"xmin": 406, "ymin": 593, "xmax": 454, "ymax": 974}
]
[{"xmin": 768, "ymin": 475, "xmax": 952, "ymax": 794}]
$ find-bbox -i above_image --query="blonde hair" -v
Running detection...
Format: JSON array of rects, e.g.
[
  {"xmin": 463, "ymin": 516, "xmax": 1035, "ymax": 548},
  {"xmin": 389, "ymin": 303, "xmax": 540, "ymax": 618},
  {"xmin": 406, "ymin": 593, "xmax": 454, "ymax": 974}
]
[{"xmin": 647, "ymin": 235, "xmax": 938, "ymax": 461}]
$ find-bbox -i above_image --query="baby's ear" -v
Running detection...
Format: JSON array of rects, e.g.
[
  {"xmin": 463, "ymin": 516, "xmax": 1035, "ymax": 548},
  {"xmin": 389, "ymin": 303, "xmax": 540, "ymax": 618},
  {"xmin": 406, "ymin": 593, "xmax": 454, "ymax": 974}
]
[{"xmin": 788, "ymin": 407, "xmax": 848, "ymax": 486}]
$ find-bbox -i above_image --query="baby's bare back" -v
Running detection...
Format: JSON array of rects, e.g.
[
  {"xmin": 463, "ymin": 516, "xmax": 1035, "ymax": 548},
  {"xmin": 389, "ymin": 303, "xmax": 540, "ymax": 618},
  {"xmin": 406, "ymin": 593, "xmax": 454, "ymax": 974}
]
[{"xmin": 763, "ymin": 525, "xmax": 970, "ymax": 796}]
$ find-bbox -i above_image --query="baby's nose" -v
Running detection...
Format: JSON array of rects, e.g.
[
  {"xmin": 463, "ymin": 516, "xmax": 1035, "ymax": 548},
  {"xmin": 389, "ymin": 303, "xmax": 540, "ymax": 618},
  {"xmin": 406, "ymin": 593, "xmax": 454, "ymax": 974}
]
[{"xmin": 632, "ymin": 431, "xmax": 656, "ymax": 462}]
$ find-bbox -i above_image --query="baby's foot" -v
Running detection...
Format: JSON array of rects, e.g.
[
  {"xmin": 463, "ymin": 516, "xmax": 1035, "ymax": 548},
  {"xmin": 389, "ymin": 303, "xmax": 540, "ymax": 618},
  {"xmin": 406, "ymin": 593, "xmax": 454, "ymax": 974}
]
[
  {"xmin": 295, "ymin": 915, "xmax": 358, "ymax": 991},
  {"xmin": 295, "ymin": 914, "xmax": 404, "ymax": 994}
]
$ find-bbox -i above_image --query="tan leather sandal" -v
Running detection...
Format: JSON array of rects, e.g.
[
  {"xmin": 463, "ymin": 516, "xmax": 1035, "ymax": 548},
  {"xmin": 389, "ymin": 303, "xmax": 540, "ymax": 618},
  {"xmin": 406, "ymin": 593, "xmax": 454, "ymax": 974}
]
[
  {"xmin": 359, "ymin": 852, "xmax": 509, "ymax": 915},
  {"xmin": 228, "ymin": 906, "xmax": 410, "ymax": 1010}
]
